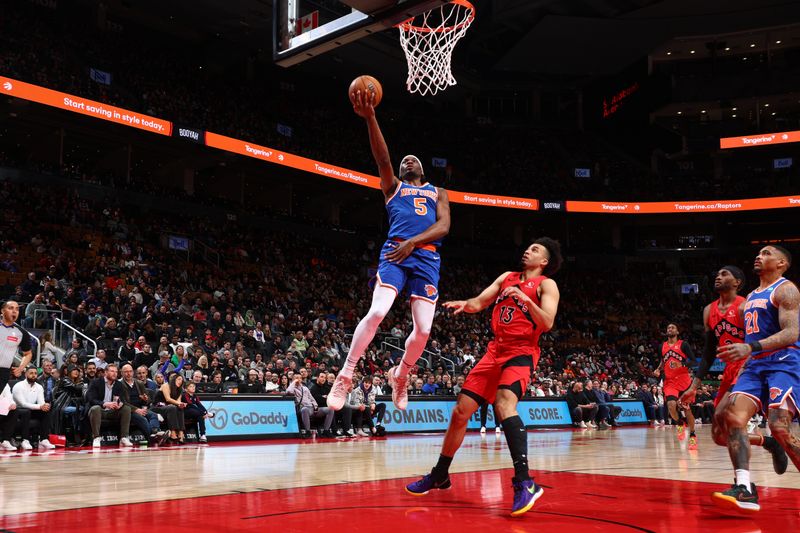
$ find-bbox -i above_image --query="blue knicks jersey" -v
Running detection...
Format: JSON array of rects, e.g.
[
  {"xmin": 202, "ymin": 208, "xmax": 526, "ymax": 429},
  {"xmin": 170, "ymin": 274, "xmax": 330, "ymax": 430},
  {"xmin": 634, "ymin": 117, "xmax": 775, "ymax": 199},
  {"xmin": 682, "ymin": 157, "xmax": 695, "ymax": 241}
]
[
  {"xmin": 744, "ymin": 277, "xmax": 800, "ymax": 356},
  {"xmin": 385, "ymin": 182, "xmax": 441, "ymax": 247}
]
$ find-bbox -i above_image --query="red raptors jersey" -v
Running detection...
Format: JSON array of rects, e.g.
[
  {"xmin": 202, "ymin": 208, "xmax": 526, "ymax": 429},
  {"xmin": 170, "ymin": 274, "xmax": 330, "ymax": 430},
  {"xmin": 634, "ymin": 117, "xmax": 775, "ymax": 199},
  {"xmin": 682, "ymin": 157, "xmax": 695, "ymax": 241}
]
[
  {"xmin": 490, "ymin": 272, "xmax": 547, "ymax": 358},
  {"xmin": 708, "ymin": 295, "xmax": 747, "ymax": 375},
  {"xmin": 661, "ymin": 340, "xmax": 690, "ymax": 380}
]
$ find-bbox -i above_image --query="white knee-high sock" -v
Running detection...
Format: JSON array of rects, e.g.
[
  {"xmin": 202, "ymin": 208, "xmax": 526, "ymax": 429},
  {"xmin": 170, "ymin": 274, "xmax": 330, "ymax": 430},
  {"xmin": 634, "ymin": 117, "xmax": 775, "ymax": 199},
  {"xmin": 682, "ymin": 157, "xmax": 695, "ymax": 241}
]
[
  {"xmin": 341, "ymin": 286, "xmax": 396, "ymax": 379},
  {"xmin": 397, "ymin": 298, "xmax": 436, "ymax": 377}
]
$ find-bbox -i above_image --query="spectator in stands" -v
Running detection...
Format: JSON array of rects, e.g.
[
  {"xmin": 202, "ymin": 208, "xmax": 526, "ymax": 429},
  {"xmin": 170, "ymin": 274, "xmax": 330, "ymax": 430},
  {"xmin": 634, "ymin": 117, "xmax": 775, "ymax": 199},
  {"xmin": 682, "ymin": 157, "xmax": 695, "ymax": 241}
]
[
  {"xmin": 421, "ymin": 374, "xmax": 439, "ymax": 395},
  {"xmin": 117, "ymin": 337, "xmax": 136, "ymax": 366},
  {"xmin": 453, "ymin": 375, "xmax": 466, "ymax": 395},
  {"xmin": 24, "ymin": 293, "xmax": 47, "ymax": 328},
  {"xmin": 182, "ymin": 382, "xmax": 210, "ymax": 443},
  {"xmin": 0, "ymin": 384, "xmax": 19, "ymax": 451},
  {"xmin": 264, "ymin": 372, "xmax": 279, "ymax": 393},
  {"xmin": 39, "ymin": 332, "xmax": 65, "ymax": 366},
  {"xmin": 411, "ymin": 378, "xmax": 424, "ymax": 395},
  {"xmin": 120, "ymin": 363, "xmax": 161, "ymax": 443},
  {"xmin": 653, "ymin": 386, "xmax": 666, "ymax": 425},
  {"xmin": 88, "ymin": 349, "xmax": 109, "ymax": 371},
  {"xmin": 133, "ymin": 343, "xmax": 156, "ymax": 370},
  {"xmin": 637, "ymin": 383, "xmax": 659, "ymax": 425},
  {"xmin": 594, "ymin": 380, "xmax": 620, "ymax": 426},
  {"xmin": 311, "ymin": 371, "xmax": 352, "ymax": 437},
  {"xmin": 38, "ymin": 359, "xmax": 58, "ymax": 404},
  {"xmin": 136, "ymin": 366, "xmax": 157, "ymax": 391},
  {"xmin": 287, "ymin": 373, "xmax": 334, "ymax": 438},
  {"xmin": 240, "ymin": 369, "xmax": 265, "ymax": 394},
  {"xmin": 153, "ymin": 373, "xmax": 187, "ymax": 444},
  {"xmin": 64, "ymin": 339, "xmax": 87, "ymax": 364},
  {"xmin": 202, "ymin": 372, "xmax": 222, "ymax": 393},
  {"xmin": 85, "ymin": 363, "xmax": 133, "ymax": 448},
  {"xmin": 691, "ymin": 385, "xmax": 714, "ymax": 424},
  {"xmin": 566, "ymin": 381, "xmax": 598, "ymax": 429},
  {"xmin": 221, "ymin": 358, "xmax": 238, "ymax": 383},
  {"xmin": 11, "ymin": 366, "xmax": 56, "ymax": 450},
  {"xmin": 583, "ymin": 380, "xmax": 611, "ymax": 429},
  {"xmin": 53, "ymin": 364, "xmax": 85, "ymax": 444}
]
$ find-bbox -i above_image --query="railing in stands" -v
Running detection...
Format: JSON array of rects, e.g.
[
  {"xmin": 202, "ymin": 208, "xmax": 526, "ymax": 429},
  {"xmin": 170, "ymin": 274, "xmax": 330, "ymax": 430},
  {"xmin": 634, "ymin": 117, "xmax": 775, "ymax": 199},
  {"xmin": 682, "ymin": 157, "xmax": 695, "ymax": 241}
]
[
  {"xmin": 53, "ymin": 318, "xmax": 97, "ymax": 359},
  {"xmin": 195, "ymin": 239, "xmax": 220, "ymax": 269}
]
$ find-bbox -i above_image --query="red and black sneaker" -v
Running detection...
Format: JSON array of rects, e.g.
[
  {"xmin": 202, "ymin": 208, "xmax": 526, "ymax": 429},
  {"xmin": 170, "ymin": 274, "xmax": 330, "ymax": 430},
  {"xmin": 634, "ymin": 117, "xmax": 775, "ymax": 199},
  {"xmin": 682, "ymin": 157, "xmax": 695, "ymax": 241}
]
[{"xmin": 711, "ymin": 482, "xmax": 760, "ymax": 514}]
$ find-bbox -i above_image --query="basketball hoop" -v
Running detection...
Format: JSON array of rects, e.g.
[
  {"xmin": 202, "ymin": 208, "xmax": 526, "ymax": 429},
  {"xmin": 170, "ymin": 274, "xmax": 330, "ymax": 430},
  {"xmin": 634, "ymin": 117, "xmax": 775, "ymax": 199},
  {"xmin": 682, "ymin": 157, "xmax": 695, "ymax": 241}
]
[{"xmin": 397, "ymin": 0, "xmax": 475, "ymax": 96}]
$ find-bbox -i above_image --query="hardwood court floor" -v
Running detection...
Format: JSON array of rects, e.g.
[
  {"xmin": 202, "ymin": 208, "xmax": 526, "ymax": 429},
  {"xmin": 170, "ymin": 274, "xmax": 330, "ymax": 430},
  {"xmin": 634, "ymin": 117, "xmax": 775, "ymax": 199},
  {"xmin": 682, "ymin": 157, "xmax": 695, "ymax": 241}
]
[{"xmin": 0, "ymin": 424, "xmax": 798, "ymax": 532}]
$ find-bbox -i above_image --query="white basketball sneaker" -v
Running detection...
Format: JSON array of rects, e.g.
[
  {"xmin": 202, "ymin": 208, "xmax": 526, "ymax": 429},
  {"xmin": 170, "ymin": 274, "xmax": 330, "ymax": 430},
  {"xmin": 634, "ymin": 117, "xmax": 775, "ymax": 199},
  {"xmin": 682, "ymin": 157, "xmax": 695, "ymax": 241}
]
[
  {"xmin": 388, "ymin": 366, "xmax": 409, "ymax": 410},
  {"xmin": 327, "ymin": 374, "xmax": 352, "ymax": 411}
]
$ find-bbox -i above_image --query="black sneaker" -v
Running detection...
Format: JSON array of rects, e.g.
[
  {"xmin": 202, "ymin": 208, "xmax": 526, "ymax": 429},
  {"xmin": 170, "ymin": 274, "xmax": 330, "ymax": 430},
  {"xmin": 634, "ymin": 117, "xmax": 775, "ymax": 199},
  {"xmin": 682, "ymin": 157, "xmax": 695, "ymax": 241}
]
[
  {"xmin": 711, "ymin": 483, "xmax": 760, "ymax": 513},
  {"xmin": 763, "ymin": 436, "xmax": 788, "ymax": 475}
]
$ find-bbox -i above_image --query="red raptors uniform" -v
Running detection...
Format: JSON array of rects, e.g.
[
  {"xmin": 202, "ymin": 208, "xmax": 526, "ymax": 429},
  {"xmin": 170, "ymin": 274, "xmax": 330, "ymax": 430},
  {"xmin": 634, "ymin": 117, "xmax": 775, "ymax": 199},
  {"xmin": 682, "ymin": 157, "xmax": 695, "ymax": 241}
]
[
  {"xmin": 661, "ymin": 340, "xmax": 693, "ymax": 400},
  {"xmin": 462, "ymin": 272, "xmax": 547, "ymax": 404},
  {"xmin": 708, "ymin": 295, "xmax": 746, "ymax": 407}
]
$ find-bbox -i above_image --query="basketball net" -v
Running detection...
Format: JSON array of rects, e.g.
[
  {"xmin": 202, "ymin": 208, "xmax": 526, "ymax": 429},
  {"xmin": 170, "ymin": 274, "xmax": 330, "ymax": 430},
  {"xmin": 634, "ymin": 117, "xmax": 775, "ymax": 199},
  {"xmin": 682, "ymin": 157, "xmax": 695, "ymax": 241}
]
[{"xmin": 397, "ymin": 0, "xmax": 475, "ymax": 96}]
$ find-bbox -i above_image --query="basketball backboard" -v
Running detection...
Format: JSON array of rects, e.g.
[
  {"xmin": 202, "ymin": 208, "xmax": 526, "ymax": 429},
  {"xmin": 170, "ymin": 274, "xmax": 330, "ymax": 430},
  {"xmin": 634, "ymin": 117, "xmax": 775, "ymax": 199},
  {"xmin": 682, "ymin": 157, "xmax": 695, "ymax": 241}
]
[{"xmin": 273, "ymin": 0, "xmax": 448, "ymax": 66}]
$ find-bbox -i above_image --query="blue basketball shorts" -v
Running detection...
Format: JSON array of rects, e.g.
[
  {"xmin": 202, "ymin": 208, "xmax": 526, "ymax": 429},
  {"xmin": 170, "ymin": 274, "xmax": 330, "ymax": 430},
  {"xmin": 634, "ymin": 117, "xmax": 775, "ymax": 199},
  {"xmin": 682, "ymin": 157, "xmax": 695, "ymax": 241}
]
[
  {"xmin": 375, "ymin": 240, "xmax": 440, "ymax": 303},
  {"xmin": 729, "ymin": 348, "xmax": 800, "ymax": 416}
]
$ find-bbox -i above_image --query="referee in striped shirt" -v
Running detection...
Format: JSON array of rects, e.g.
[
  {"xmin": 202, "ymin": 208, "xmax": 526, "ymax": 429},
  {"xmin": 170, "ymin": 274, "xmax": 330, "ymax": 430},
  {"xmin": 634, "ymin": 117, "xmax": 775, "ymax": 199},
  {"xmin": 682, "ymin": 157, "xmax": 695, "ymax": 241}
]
[{"xmin": 0, "ymin": 301, "xmax": 33, "ymax": 392}]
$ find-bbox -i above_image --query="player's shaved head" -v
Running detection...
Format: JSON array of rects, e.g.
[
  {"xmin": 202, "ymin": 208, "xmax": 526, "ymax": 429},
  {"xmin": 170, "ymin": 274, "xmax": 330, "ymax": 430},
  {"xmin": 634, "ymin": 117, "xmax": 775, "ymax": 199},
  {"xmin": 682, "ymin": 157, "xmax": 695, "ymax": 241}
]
[{"xmin": 770, "ymin": 245, "xmax": 792, "ymax": 268}]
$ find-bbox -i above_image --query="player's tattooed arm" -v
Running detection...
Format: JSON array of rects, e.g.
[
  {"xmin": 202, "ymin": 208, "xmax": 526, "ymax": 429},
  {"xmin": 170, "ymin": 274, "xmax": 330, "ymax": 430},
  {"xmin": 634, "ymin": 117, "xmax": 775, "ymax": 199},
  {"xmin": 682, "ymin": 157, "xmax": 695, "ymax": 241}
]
[{"xmin": 761, "ymin": 281, "xmax": 800, "ymax": 352}]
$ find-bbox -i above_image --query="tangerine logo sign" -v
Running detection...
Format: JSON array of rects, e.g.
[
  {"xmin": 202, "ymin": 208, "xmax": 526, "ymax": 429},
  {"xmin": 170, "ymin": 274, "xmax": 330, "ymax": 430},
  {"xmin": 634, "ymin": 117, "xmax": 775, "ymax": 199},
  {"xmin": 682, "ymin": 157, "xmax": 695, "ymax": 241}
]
[
  {"xmin": 424, "ymin": 285, "xmax": 437, "ymax": 298},
  {"xmin": 769, "ymin": 387, "xmax": 783, "ymax": 401},
  {"xmin": 720, "ymin": 130, "xmax": 800, "ymax": 149}
]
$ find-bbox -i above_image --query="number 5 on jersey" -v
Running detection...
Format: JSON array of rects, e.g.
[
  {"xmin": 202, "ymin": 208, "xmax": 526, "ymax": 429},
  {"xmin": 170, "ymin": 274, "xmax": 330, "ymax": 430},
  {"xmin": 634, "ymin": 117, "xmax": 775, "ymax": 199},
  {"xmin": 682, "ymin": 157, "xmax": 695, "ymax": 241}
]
[{"xmin": 413, "ymin": 197, "xmax": 428, "ymax": 216}]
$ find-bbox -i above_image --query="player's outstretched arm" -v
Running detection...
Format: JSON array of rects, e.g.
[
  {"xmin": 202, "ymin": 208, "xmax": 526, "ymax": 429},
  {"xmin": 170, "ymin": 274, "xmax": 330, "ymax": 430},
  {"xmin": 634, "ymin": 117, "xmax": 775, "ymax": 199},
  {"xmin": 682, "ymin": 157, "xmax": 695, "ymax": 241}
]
[
  {"xmin": 443, "ymin": 272, "xmax": 510, "ymax": 315},
  {"xmin": 352, "ymin": 90, "xmax": 398, "ymax": 198}
]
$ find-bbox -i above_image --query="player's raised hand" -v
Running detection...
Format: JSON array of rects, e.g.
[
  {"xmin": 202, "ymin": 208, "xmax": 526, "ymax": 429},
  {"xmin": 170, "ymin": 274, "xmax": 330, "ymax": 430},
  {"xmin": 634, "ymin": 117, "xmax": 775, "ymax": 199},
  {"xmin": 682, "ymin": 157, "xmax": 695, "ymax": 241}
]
[
  {"xmin": 384, "ymin": 240, "xmax": 414, "ymax": 264},
  {"xmin": 351, "ymin": 90, "xmax": 376, "ymax": 119},
  {"xmin": 443, "ymin": 300, "xmax": 467, "ymax": 314},
  {"xmin": 501, "ymin": 286, "xmax": 530, "ymax": 305},
  {"xmin": 717, "ymin": 342, "xmax": 751, "ymax": 362}
]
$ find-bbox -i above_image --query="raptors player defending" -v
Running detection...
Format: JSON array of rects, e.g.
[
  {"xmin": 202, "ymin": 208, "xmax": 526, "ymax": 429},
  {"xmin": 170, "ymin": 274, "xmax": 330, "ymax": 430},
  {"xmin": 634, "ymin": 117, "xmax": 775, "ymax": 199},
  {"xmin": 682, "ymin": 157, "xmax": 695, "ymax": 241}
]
[
  {"xmin": 712, "ymin": 246, "xmax": 800, "ymax": 513},
  {"xmin": 406, "ymin": 239, "xmax": 562, "ymax": 517},
  {"xmin": 679, "ymin": 266, "xmax": 786, "ymax": 473},
  {"xmin": 654, "ymin": 324, "xmax": 697, "ymax": 449},
  {"xmin": 327, "ymin": 90, "xmax": 450, "ymax": 411}
]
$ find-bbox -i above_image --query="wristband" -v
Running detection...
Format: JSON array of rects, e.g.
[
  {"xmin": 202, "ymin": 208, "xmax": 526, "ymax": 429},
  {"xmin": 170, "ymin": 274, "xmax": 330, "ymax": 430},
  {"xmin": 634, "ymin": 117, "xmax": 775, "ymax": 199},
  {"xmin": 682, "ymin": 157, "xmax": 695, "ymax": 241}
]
[{"xmin": 747, "ymin": 341, "xmax": 762, "ymax": 353}]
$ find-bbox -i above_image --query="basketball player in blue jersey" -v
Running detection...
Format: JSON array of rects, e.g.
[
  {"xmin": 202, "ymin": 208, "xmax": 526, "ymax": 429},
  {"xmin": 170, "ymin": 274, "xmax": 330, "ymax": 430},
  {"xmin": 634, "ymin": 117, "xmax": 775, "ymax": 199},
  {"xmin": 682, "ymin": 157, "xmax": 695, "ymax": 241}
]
[
  {"xmin": 327, "ymin": 89, "xmax": 450, "ymax": 412},
  {"xmin": 712, "ymin": 245, "xmax": 800, "ymax": 513}
]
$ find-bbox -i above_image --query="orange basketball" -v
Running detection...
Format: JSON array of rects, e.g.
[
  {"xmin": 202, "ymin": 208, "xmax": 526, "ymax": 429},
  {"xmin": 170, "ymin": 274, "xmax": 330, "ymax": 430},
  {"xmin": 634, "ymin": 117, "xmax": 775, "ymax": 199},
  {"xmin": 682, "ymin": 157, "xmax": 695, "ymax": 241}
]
[{"xmin": 349, "ymin": 75, "xmax": 383, "ymax": 107}]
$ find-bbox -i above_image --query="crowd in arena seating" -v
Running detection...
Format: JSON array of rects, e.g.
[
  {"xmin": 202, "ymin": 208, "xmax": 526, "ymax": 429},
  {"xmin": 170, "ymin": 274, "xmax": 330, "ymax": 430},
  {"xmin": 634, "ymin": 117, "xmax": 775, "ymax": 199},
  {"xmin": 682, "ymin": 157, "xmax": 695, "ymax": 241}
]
[
  {"xmin": 3, "ymin": 2, "xmax": 799, "ymax": 205},
  {"xmin": 0, "ymin": 169, "xmax": 733, "ymax": 446}
]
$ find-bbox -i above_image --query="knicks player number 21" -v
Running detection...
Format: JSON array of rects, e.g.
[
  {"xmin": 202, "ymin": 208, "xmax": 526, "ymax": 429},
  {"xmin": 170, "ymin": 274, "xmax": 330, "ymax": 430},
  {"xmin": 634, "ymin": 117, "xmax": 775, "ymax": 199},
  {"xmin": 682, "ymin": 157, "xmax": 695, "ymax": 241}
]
[{"xmin": 744, "ymin": 311, "xmax": 760, "ymax": 335}]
